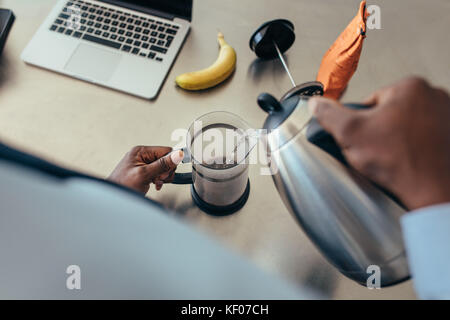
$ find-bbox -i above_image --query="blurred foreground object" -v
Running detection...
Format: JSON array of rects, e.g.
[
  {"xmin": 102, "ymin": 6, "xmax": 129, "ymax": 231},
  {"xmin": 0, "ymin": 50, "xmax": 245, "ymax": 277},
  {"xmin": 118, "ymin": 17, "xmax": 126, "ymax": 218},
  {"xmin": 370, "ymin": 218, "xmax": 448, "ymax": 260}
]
[{"xmin": 0, "ymin": 9, "xmax": 15, "ymax": 56}]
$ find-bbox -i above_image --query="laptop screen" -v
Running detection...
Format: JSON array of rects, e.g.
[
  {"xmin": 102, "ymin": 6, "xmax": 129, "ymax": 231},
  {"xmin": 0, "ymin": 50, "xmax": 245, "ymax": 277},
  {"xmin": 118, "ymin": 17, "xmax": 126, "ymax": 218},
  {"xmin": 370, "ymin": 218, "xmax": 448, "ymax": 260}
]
[{"xmin": 99, "ymin": 1, "xmax": 193, "ymax": 21}]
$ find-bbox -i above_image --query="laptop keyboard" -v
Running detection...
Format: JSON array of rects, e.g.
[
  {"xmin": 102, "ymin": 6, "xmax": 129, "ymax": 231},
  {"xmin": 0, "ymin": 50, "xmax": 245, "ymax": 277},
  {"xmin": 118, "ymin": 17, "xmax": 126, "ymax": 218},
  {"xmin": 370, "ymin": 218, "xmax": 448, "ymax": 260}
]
[{"xmin": 49, "ymin": 0, "xmax": 180, "ymax": 62}]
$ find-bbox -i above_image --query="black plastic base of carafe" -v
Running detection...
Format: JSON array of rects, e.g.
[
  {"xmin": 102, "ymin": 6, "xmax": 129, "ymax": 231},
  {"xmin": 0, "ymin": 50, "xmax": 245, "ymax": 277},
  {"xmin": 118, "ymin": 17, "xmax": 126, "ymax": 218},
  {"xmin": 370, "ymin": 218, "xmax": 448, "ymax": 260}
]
[{"xmin": 191, "ymin": 180, "xmax": 250, "ymax": 216}]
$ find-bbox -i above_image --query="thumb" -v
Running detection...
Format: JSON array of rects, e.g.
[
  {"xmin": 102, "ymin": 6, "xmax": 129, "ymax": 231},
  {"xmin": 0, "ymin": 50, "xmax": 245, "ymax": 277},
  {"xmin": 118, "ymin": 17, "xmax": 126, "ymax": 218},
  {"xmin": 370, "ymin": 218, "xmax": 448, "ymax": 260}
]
[
  {"xmin": 308, "ymin": 97, "xmax": 360, "ymax": 145},
  {"xmin": 144, "ymin": 150, "xmax": 184, "ymax": 178}
]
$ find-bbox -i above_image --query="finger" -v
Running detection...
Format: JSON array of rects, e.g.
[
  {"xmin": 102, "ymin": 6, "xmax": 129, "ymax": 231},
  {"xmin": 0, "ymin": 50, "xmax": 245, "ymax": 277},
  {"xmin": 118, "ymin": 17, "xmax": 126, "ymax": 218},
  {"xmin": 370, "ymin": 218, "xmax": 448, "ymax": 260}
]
[
  {"xmin": 361, "ymin": 84, "xmax": 394, "ymax": 106},
  {"xmin": 362, "ymin": 82, "xmax": 402, "ymax": 109},
  {"xmin": 152, "ymin": 171, "xmax": 175, "ymax": 191},
  {"xmin": 433, "ymin": 87, "xmax": 450, "ymax": 102},
  {"xmin": 158, "ymin": 171, "xmax": 171, "ymax": 180},
  {"xmin": 362, "ymin": 92, "xmax": 379, "ymax": 106},
  {"xmin": 162, "ymin": 170, "xmax": 175, "ymax": 183},
  {"xmin": 155, "ymin": 180, "xmax": 163, "ymax": 191},
  {"xmin": 144, "ymin": 150, "xmax": 184, "ymax": 178},
  {"xmin": 137, "ymin": 146, "xmax": 173, "ymax": 164},
  {"xmin": 308, "ymin": 97, "xmax": 362, "ymax": 145},
  {"xmin": 155, "ymin": 170, "xmax": 175, "ymax": 185}
]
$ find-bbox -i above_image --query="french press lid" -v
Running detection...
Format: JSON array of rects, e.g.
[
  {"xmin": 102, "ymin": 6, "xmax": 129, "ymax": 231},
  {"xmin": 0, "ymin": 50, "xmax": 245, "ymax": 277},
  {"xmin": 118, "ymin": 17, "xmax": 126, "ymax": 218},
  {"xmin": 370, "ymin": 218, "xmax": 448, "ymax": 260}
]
[{"xmin": 249, "ymin": 19, "xmax": 295, "ymax": 60}]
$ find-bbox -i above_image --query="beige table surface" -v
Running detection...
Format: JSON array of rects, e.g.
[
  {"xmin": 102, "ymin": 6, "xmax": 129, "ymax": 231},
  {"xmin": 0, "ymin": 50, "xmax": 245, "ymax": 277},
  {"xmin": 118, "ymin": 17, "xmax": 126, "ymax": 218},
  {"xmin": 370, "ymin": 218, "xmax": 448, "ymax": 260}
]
[{"xmin": 1, "ymin": 0, "xmax": 449, "ymax": 299}]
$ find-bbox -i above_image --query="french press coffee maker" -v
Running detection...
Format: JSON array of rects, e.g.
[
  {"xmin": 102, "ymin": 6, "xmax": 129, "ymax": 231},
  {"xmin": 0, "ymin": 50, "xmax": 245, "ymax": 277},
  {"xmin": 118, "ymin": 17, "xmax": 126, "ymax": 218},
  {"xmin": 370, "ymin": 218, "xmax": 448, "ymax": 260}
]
[
  {"xmin": 250, "ymin": 19, "xmax": 410, "ymax": 286},
  {"xmin": 171, "ymin": 111, "xmax": 253, "ymax": 216}
]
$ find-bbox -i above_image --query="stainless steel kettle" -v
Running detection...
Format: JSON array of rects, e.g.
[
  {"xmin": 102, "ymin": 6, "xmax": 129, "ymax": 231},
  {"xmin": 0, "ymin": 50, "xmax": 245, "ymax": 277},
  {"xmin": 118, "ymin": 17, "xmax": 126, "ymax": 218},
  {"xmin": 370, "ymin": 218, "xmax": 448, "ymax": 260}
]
[{"xmin": 257, "ymin": 91, "xmax": 410, "ymax": 286}]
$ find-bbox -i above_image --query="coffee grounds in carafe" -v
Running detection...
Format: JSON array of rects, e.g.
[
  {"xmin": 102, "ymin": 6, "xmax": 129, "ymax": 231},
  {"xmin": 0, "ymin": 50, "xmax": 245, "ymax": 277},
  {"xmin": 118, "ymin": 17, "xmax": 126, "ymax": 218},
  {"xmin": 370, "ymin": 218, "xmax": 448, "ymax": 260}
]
[{"xmin": 202, "ymin": 156, "xmax": 237, "ymax": 169}]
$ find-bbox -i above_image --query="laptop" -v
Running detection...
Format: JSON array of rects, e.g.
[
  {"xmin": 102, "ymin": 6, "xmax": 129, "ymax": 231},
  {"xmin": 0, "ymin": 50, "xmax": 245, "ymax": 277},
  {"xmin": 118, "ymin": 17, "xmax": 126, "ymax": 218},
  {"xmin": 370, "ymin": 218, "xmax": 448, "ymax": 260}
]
[{"xmin": 21, "ymin": 0, "xmax": 192, "ymax": 99}]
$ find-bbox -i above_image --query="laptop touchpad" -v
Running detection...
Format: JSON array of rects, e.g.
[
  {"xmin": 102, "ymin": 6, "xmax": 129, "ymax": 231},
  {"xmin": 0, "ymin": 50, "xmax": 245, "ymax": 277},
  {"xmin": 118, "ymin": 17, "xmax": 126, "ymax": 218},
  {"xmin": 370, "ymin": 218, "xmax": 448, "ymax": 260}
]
[{"xmin": 65, "ymin": 44, "xmax": 121, "ymax": 82}]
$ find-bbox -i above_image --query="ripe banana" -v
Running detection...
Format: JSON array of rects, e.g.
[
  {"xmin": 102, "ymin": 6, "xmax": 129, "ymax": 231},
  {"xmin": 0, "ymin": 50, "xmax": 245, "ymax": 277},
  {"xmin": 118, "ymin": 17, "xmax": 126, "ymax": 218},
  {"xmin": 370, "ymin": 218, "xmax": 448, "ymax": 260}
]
[{"xmin": 175, "ymin": 32, "xmax": 236, "ymax": 90}]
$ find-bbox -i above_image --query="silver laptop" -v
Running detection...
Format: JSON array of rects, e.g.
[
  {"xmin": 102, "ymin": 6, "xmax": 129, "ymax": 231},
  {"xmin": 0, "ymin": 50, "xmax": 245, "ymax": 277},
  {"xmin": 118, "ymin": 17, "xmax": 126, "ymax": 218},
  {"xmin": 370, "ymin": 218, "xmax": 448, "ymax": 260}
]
[{"xmin": 21, "ymin": 0, "xmax": 192, "ymax": 99}]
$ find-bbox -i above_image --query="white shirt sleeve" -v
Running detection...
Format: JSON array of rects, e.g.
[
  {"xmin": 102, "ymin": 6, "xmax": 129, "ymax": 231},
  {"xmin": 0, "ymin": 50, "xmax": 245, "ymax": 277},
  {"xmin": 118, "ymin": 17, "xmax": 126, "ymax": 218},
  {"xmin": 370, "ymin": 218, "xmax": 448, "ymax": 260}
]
[
  {"xmin": 401, "ymin": 203, "xmax": 450, "ymax": 299},
  {"xmin": 0, "ymin": 160, "xmax": 318, "ymax": 299}
]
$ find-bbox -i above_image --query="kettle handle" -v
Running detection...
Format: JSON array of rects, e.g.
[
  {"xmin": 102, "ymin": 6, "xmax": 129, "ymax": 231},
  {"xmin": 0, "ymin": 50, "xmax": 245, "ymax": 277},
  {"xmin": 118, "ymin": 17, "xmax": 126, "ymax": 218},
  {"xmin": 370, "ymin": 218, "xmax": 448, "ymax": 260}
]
[
  {"xmin": 306, "ymin": 103, "xmax": 407, "ymax": 208},
  {"xmin": 306, "ymin": 103, "xmax": 370, "ymax": 164}
]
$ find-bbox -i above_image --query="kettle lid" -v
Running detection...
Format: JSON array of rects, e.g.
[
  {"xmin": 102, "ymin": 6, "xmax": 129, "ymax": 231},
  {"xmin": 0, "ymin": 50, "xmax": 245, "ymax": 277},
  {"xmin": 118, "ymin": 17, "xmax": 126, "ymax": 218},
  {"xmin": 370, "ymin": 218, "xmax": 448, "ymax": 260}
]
[
  {"xmin": 258, "ymin": 81, "xmax": 324, "ymax": 131},
  {"xmin": 258, "ymin": 93, "xmax": 299, "ymax": 130}
]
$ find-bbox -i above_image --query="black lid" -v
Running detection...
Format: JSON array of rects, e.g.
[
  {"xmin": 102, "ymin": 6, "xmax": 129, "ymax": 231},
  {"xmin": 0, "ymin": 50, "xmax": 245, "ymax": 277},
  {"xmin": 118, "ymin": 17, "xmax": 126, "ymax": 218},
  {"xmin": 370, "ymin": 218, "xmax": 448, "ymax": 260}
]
[{"xmin": 249, "ymin": 19, "xmax": 295, "ymax": 59}]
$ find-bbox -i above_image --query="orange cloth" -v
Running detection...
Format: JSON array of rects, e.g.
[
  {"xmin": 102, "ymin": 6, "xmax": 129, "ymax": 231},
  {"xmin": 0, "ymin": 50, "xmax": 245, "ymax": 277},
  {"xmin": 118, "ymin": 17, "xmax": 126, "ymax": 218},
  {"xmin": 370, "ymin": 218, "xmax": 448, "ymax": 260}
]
[{"xmin": 316, "ymin": 1, "xmax": 369, "ymax": 100}]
